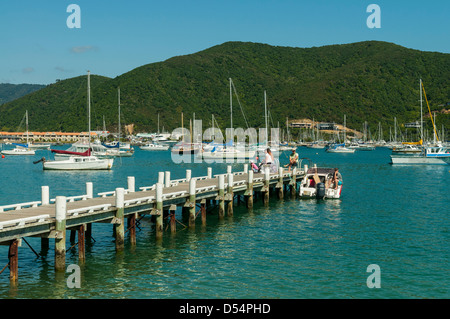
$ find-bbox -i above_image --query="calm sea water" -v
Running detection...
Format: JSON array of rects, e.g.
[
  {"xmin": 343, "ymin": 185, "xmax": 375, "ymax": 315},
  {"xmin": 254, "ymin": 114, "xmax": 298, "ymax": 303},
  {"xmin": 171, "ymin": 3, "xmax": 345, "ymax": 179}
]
[{"xmin": 0, "ymin": 146, "xmax": 448, "ymax": 299}]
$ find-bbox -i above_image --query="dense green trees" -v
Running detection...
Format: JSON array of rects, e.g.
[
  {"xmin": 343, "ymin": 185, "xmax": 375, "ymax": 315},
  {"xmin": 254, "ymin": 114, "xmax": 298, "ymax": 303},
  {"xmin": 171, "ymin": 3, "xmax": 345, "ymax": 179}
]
[{"xmin": 0, "ymin": 41, "xmax": 449, "ymax": 137}]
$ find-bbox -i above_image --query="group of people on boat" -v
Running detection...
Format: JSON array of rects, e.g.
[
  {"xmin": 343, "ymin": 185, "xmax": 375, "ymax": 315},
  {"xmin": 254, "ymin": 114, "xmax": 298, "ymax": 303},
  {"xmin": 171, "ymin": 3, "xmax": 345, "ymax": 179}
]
[{"xmin": 250, "ymin": 148, "xmax": 343, "ymax": 190}]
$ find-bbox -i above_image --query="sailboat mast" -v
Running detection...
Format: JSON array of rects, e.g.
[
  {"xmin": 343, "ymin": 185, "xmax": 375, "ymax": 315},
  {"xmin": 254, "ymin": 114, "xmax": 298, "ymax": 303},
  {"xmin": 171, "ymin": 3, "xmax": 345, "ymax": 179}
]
[
  {"xmin": 229, "ymin": 78, "xmax": 233, "ymax": 133},
  {"xmin": 88, "ymin": 70, "xmax": 91, "ymax": 150},
  {"xmin": 118, "ymin": 87, "xmax": 121, "ymax": 145},
  {"xmin": 264, "ymin": 90, "xmax": 268, "ymax": 147},
  {"xmin": 26, "ymin": 110, "xmax": 29, "ymax": 145},
  {"xmin": 420, "ymin": 78, "xmax": 423, "ymax": 142}
]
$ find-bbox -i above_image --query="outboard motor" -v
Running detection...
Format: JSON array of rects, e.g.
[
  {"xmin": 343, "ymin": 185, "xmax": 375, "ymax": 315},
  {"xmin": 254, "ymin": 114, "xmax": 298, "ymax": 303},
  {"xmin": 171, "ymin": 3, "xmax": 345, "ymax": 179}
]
[{"xmin": 316, "ymin": 182, "xmax": 325, "ymax": 199}]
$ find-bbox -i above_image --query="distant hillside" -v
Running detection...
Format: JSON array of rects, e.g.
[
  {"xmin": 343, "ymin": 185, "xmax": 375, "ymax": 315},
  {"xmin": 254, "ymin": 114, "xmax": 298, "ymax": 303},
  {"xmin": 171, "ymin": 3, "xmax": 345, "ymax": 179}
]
[
  {"xmin": 0, "ymin": 83, "xmax": 45, "ymax": 105},
  {"xmin": 0, "ymin": 41, "xmax": 449, "ymax": 136}
]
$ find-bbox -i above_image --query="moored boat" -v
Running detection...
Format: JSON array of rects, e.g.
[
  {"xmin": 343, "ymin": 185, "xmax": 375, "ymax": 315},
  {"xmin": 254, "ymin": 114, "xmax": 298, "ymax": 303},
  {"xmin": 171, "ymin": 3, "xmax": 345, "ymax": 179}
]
[{"xmin": 299, "ymin": 166, "xmax": 343, "ymax": 199}]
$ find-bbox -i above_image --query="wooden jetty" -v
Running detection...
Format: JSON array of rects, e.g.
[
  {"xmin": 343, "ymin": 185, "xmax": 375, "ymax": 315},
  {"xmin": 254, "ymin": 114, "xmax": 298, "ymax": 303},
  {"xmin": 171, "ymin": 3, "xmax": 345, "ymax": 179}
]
[{"xmin": 0, "ymin": 164, "xmax": 308, "ymax": 283}]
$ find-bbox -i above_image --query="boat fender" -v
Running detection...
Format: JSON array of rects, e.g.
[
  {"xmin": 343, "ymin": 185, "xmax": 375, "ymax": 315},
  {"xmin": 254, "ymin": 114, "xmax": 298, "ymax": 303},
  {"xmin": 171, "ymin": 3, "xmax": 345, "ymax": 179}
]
[{"xmin": 316, "ymin": 182, "xmax": 325, "ymax": 199}]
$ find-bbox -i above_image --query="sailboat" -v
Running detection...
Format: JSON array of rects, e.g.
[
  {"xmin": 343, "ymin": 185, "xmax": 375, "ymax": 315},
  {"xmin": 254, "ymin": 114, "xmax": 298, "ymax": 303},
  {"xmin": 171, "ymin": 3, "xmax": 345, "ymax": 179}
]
[
  {"xmin": 101, "ymin": 88, "xmax": 134, "ymax": 157},
  {"xmin": 40, "ymin": 71, "xmax": 114, "ymax": 170},
  {"xmin": 197, "ymin": 79, "xmax": 255, "ymax": 160},
  {"xmin": 326, "ymin": 115, "xmax": 355, "ymax": 153},
  {"xmin": 1, "ymin": 111, "xmax": 36, "ymax": 156},
  {"xmin": 390, "ymin": 79, "xmax": 450, "ymax": 165}
]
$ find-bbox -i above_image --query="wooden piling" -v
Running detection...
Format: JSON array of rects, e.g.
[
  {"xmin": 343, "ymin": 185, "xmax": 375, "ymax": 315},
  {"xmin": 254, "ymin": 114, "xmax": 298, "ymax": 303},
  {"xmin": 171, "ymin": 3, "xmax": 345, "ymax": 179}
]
[
  {"xmin": 115, "ymin": 188, "xmax": 125, "ymax": 250},
  {"xmin": 78, "ymin": 224, "xmax": 85, "ymax": 262},
  {"xmin": 263, "ymin": 167, "xmax": 270, "ymax": 206},
  {"xmin": 277, "ymin": 167, "xmax": 284, "ymax": 199},
  {"xmin": 189, "ymin": 178, "xmax": 196, "ymax": 228},
  {"xmin": 155, "ymin": 183, "xmax": 164, "ymax": 239},
  {"xmin": 169, "ymin": 205, "xmax": 177, "ymax": 233},
  {"xmin": 128, "ymin": 214, "xmax": 136, "ymax": 245},
  {"xmin": 8, "ymin": 239, "xmax": 19, "ymax": 282},
  {"xmin": 291, "ymin": 167, "xmax": 297, "ymax": 198},
  {"xmin": 55, "ymin": 196, "xmax": 66, "ymax": 271},
  {"xmin": 201, "ymin": 199, "xmax": 206, "ymax": 226},
  {"xmin": 227, "ymin": 173, "xmax": 234, "ymax": 217},
  {"xmin": 218, "ymin": 175, "xmax": 225, "ymax": 219},
  {"xmin": 246, "ymin": 170, "xmax": 254, "ymax": 209}
]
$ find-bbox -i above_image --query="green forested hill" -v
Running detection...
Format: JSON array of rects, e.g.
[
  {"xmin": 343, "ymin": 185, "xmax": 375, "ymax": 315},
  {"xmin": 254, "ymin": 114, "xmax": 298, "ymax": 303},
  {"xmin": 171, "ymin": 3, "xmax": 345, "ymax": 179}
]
[
  {"xmin": 1, "ymin": 41, "xmax": 449, "ymax": 135},
  {"xmin": 0, "ymin": 83, "xmax": 46, "ymax": 105}
]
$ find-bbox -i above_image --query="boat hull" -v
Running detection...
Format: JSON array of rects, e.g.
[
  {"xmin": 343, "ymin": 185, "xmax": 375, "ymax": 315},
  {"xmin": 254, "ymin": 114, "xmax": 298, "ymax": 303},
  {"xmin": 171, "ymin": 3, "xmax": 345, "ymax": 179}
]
[
  {"xmin": 390, "ymin": 155, "xmax": 449, "ymax": 165},
  {"xmin": 1, "ymin": 149, "xmax": 35, "ymax": 156},
  {"xmin": 43, "ymin": 157, "xmax": 114, "ymax": 170}
]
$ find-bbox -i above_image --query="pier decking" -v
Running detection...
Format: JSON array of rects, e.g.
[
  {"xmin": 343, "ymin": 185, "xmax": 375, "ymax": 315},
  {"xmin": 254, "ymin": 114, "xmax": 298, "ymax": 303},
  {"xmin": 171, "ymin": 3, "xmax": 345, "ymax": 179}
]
[{"xmin": 0, "ymin": 164, "xmax": 306, "ymax": 282}]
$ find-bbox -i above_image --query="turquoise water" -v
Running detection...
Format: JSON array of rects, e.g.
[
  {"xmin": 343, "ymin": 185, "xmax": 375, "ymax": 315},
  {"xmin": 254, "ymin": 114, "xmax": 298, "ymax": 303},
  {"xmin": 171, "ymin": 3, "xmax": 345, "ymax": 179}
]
[{"xmin": 0, "ymin": 147, "xmax": 448, "ymax": 298}]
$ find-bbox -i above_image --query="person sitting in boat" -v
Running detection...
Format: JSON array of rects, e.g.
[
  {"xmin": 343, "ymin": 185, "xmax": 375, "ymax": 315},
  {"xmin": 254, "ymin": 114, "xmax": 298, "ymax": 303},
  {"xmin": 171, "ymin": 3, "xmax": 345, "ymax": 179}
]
[
  {"xmin": 287, "ymin": 148, "xmax": 298, "ymax": 172},
  {"xmin": 331, "ymin": 168, "xmax": 343, "ymax": 190}
]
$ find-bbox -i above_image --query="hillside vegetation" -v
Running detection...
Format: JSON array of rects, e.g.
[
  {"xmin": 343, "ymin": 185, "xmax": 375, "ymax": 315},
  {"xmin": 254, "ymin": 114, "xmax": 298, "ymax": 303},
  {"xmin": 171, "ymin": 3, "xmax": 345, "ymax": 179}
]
[
  {"xmin": 0, "ymin": 83, "xmax": 45, "ymax": 105},
  {"xmin": 1, "ymin": 41, "xmax": 449, "ymax": 136}
]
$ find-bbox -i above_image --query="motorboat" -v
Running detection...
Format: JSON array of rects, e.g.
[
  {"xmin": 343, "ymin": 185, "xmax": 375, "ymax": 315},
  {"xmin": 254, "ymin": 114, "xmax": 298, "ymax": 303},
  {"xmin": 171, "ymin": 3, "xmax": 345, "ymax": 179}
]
[
  {"xmin": 392, "ymin": 144, "xmax": 422, "ymax": 154},
  {"xmin": 42, "ymin": 152, "xmax": 113, "ymax": 170},
  {"xmin": 299, "ymin": 166, "xmax": 343, "ymax": 199},
  {"xmin": 140, "ymin": 143, "xmax": 170, "ymax": 151},
  {"xmin": 1, "ymin": 144, "xmax": 35, "ymax": 156},
  {"xmin": 326, "ymin": 143, "xmax": 355, "ymax": 153},
  {"xmin": 390, "ymin": 144, "xmax": 450, "ymax": 165}
]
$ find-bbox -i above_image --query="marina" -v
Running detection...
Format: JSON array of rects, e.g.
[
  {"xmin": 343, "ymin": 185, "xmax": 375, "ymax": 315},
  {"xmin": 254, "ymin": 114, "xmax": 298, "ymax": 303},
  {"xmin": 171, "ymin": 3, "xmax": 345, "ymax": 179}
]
[{"xmin": 0, "ymin": 146, "xmax": 448, "ymax": 298}]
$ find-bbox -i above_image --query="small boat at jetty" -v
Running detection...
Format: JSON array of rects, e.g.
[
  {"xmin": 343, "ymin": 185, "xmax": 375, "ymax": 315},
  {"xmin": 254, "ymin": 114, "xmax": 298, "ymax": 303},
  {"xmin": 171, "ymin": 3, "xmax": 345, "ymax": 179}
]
[{"xmin": 298, "ymin": 160, "xmax": 343, "ymax": 199}]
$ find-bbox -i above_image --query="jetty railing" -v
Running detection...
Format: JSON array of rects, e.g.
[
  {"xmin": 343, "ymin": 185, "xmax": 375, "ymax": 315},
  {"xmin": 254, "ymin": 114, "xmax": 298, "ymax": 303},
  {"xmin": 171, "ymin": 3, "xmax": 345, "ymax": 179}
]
[{"xmin": 0, "ymin": 163, "xmax": 305, "ymax": 283}]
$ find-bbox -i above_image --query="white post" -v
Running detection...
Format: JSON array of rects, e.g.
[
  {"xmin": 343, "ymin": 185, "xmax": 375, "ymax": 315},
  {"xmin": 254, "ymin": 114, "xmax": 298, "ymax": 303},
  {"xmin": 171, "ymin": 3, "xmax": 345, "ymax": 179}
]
[
  {"xmin": 115, "ymin": 188, "xmax": 125, "ymax": 209},
  {"xmin": 158, "ymin": 172, "xmax": 164, "ymax": 185},
  {"xmin": 41, "ymin": 186, "xmax": 49, "ymax": 205},
  {"xmin": 55, "ymin": 196, "xmax": 67, "ymax": 223},
  {"xmin": 86, "ymin": 182, "xmax": 93, "ymax": 199},
  {"xmin": 165, "ymin": 171, "xmax": 171, "ymax": 188},
  {"xmin": 227, "ymin": 165, "xmax": 232, "ymax": 174},
  {"xmin": 186, "ymin": 169, "xmax": 192, "ymax": 182},
  {"xmin": 243, "ymin": 164, "xmax": 248, "ymax": 174},
  {"xmin": 127, "ymin": 177, "xmax": 135, "ymax": 193},
  {"xmin": 207, "ymin": 167, "xmax": 212, "ymax": 179}
]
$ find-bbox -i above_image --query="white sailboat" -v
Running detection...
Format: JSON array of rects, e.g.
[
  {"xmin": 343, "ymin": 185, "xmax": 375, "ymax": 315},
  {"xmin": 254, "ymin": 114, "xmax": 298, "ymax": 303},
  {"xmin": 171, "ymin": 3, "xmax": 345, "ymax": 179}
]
[
  {"xmin": 390, "ymin": 79, "xmax": 450, "ymax": 165},
  {"xmin": 101, "ymin": 88, "xmax": 134, "ymax": 157},
  {"xmin": 198, "ymin": 78, "xmax": 255, "ymax": 160},
  {"xmin": 1, "ymin": 111, "xmax": 35, "ymax": 156},
  {"xmin": 326, "ymin": 115, "xmax": 355, "ymax": 153},
  {"xmin": 41, "ymin": 71, "xmax": 114, "ymax": 170}
]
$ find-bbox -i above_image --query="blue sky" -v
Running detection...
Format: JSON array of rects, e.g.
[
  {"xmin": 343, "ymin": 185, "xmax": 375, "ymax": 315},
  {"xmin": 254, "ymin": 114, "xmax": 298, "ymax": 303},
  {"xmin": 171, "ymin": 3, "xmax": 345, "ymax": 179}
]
[{"xmin": 1, "ymin": 0, "xmax": 449, "ymax": 84}]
